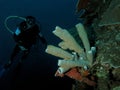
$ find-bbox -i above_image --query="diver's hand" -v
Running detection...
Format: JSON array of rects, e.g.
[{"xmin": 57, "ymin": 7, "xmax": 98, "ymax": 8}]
[
  {"xmin": 41, "ymin": 38, "xmax": 47, "ymax": 45},
  {"xmin": 38, "ymin": 35, "xmax": 47, "ymax": 46}
]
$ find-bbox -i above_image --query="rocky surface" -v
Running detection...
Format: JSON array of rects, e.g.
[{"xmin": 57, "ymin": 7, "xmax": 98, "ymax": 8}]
[{"xmin": 72, "ymin": 0, "xmax": 120, "ymax": 90}]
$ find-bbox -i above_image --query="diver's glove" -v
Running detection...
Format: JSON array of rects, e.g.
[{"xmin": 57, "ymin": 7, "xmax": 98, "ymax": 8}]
[
  {"xmin": 40, "ymin": 37, "xmax": 47, "ymax": 45},
  {"xmin": 38, "ymin": 34, "xmax": 47, "ymax": 46}
]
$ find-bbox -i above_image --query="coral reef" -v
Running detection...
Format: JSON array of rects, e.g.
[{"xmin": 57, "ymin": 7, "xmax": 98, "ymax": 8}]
[
  {"xmin": 99, "ymin": 0, "xmax": 120, "ymax": 26},
  {"xmin": 45, "ymin": 23, "xmax": 96, "ymax": 86},
  {"xmin": 45, "ymin": 0, "xmax": 120, "ymax": 89},
  {"xmin": 45, "ymin": 23, "xmax": 94, "ymax": 70},
  {"xmin": 75, "ymin": 0, "xmax": 120, "ymax": 90}
]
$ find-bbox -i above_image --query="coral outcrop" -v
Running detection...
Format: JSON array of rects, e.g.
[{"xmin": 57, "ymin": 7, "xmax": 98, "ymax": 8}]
[
  {"xmin": 45, "ymin": 0, "xmax": 120, "ymax": 89},
  {"xmin": 45, "ymin": 23, "xmax": 96, "ymax": 86},
  {"xmin": 74, "ymin": 0, "xmax": 120, "ymax": 90}
]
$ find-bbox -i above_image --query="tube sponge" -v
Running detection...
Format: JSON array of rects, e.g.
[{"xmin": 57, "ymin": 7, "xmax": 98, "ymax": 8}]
[
  {"xmin": 45, "ymin": 45, "xmax": 73, "ymax": 60},
  {"xmin": 58, "ymin": 59, "xmax": 89, "ymax": 73},
  {"xmin": 45, "ymin": 23, "xmax": 95, "ymax": 74},
  {"xmin": 58, "ymin": 59, "xmax": 89, "ymax": 68},
  {"xmin": 53, "ymin": 26, "xmax": 84, "ymax": 55},
  {"xmin": 75, "ymin": 23, "xmax": 93, "ymax": 65},
  {"xmin": 75, "ymin": 23, "xmax": 90, "ymax": 52}
]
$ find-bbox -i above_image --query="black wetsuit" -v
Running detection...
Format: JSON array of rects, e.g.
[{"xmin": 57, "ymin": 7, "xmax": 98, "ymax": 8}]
[
  {"xmin": 14, "ymin": 22, "xmax": 40, "ymax": 49},
  {"xmin": 4, "ymin": 19, "xmax": 47, "ymax": 69}
]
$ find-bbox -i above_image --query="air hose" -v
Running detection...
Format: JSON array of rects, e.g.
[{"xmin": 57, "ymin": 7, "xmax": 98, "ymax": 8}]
[{"xmin": 4, "ymin": 16, "xmax": 26, "ymax": 34}]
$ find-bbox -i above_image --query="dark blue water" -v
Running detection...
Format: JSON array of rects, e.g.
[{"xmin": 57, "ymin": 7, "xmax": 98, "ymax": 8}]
[{"xmin": 0, "ymin": 0, "xmax": 80, "ymax": 90}]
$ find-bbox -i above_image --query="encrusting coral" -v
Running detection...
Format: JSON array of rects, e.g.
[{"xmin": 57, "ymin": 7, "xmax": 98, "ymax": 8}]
[
  {"xmin": 70, "ymin": 0, "xmax": 120, "ymax": 89},
  {"xmin": 45, "ymin": 23, "xmax": 96, "ymax": 85}
]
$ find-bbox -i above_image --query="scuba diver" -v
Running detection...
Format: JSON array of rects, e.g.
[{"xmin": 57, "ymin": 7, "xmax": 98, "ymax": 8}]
[{"xmin": 3, "ymin": 16, "xmax": 47, "ymax": 70}]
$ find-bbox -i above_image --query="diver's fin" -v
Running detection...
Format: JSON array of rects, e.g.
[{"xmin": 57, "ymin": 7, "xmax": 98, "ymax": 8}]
[
  {"xmin": 0, "ymin": 62, "xmax": 12, "ymax": 78},
  {"xmin": 3, "ymin": 62, "xmax": 12, "ymax": 69},
  {"xmin": 0, "ymin": 65, "xmax": 6, "ymax": 78}
]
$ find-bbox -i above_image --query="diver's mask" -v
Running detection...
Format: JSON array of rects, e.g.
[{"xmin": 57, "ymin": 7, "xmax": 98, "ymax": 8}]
[{"xmin": 25, "ymin": 16, "xmax": 36, "ymax": 29}]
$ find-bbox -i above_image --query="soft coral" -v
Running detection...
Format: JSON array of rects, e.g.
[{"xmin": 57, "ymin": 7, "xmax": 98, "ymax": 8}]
[{"xmin": 55, "ymin": 67, "xmax": 96, "ymax": 86}]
